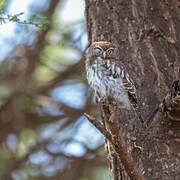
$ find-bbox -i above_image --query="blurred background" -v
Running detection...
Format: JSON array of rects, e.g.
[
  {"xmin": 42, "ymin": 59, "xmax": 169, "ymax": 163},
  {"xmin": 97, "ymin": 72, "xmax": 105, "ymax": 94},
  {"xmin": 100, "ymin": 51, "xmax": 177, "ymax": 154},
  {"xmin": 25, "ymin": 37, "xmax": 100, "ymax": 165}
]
[{"xmin": 0, "ymin": 0, "xmax": 110, "ymax": 179}]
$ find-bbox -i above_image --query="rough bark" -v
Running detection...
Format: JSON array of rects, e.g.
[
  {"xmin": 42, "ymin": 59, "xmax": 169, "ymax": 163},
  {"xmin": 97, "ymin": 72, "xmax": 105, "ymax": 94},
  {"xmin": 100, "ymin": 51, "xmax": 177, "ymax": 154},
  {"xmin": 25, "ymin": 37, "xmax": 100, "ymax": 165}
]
[{"xmin": 85, "ymin": 0, "xmax": 180, "ymax": 179}]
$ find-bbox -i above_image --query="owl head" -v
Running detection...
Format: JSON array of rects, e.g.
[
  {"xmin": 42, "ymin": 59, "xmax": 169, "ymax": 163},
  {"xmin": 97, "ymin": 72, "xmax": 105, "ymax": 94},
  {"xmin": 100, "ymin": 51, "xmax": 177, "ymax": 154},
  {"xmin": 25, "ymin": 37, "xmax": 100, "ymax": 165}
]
[{"xmin": 87, "ymin": 41, "xmax": 118, "ymax": 61}]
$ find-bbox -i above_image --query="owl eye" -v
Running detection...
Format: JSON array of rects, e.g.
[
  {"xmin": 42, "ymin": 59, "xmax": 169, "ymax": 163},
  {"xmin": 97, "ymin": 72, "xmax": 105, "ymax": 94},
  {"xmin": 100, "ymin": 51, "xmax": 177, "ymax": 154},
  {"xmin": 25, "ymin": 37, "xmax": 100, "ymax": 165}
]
[
  {"xmin": 107, "ymin": 49, "xmax": 114, "ymax": 55},
  {"xmin": 94, "ymin": 47, "xmax": 102, "ymax": 55}
]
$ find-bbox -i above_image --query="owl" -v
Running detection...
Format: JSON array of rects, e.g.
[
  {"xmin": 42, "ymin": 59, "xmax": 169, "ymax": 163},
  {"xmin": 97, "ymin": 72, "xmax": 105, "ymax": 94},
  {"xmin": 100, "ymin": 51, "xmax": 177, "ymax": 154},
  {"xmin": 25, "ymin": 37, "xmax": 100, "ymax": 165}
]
[{"xmin": 85, "ymin": 41, "xmax": 143, "ymax": 123}]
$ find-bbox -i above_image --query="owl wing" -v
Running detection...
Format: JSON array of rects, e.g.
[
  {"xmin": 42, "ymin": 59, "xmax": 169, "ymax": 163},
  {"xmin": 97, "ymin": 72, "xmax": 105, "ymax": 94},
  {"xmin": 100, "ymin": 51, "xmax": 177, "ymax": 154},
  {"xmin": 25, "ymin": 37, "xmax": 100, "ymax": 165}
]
[
  {"xmin": 105, "ymin": 61, "xmax": 136, "ymax": 98},
  {"xmin": 114, "ymin": 65, "xmax": 144, "ymax": 123},
  {"xmin": 110, "ymin": 64, "xmax": 137, "ymax": 100},
  {"xmin": 122, "ymin": 72, "xmax": 137, "ymax": 102},
  {"xmin": 122, "ymin": 73, "xmax": 144, "ymax": 123}
]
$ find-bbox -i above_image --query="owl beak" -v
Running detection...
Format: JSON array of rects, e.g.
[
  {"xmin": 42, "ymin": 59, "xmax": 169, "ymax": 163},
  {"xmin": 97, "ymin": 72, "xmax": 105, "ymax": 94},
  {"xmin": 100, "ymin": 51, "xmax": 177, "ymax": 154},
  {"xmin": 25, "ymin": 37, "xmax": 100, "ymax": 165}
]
[{"xmin": 103, "ymin": 52, "xmax": 107, "ymax": 59}]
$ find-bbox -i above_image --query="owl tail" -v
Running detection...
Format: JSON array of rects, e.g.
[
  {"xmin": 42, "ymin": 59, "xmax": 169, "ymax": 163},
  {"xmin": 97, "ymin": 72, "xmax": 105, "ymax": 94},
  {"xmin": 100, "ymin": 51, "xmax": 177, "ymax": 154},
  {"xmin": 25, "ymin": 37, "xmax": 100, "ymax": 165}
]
[
  {"xmin": 131, "ymin": 102, "xmax": 144, "ymax": 123},
  {"xmin": 128, "ymin": 93, "xmax": 144, "ymax": 123}
]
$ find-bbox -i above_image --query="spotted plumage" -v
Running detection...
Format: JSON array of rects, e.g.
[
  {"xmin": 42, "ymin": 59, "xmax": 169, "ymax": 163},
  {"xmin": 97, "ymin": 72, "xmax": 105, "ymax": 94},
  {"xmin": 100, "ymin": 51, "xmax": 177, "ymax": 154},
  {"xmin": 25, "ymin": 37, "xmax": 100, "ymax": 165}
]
[{"xmin": 85, "ymin": 41, "xmax": 143, "ymax": 123}]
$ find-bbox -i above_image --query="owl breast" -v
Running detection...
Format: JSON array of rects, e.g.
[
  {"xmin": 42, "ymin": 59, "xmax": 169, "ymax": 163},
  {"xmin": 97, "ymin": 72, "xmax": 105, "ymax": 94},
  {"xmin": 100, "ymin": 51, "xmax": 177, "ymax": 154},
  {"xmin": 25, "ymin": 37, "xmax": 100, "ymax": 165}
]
[{"xmin": 86, "ymin": 57, "xmax": 131, "ymax": 109}]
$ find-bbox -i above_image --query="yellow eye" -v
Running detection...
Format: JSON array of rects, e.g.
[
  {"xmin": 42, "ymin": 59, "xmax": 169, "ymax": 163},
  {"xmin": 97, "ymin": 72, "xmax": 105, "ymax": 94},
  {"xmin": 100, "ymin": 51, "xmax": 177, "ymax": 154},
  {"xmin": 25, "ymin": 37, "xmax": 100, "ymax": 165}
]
[{"xmin": 107, "ymin": 49, "xmax": 113, "ymax": 55}]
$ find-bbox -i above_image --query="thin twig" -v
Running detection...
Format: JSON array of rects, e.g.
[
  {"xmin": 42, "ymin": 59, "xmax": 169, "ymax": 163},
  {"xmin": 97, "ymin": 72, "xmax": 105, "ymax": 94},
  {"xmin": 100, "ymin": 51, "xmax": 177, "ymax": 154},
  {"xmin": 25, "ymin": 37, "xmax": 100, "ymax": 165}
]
[{"xmin": 84, "ymin": 113, "xmax": 112, "ymax": 142}]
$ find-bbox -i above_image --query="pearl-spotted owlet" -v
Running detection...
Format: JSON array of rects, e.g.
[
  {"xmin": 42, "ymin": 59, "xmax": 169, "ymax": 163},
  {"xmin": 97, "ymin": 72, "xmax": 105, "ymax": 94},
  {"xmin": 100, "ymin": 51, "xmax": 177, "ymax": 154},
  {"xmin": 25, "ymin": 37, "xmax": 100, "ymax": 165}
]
[{"xmin": 85, "ymin": 41, "xmax": 143, "ymax": 123}]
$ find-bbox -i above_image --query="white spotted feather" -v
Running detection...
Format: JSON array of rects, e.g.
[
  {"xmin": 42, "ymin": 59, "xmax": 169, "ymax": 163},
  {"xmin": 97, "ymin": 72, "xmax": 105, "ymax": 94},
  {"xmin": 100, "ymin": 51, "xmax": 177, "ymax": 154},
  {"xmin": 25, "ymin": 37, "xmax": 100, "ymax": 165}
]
[{"xmin": 86, "ymin": 56, "xmax": 132, "ymax": 109}]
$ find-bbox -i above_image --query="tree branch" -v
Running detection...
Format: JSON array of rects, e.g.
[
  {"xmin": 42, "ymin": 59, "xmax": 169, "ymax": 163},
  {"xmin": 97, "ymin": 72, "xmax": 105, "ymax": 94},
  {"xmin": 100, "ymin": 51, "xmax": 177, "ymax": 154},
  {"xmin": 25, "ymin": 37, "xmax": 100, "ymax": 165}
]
[
  {"xmin": 85, "ymin": 105, "xmax": 144, "ymax": 180},
  {"xmin": 103, "ymin": 110, "xmax": 145, "ymax": 180},
  {"xmin": 84, "ymin": 113, "xmax": 112, "ymax": 142}
]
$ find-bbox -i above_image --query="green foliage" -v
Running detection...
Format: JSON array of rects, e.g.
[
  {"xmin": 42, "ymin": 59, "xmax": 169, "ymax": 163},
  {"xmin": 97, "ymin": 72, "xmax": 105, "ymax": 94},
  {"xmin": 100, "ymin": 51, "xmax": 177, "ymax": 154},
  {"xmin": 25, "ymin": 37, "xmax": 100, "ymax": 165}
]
[
  {"xmin": 95, "ymin": 167, "xmax": 111, "ymax": 180},
  {"xmin": 0, "ymin": 0, "xmax": 50, "ymax": 29},
  {"xmin": 20, "ymin": 96, "xmax": 37, "ymax": 114},
  {"xmin": 17, "ymin": 129, "xmax": 37, "ymax": 158},
  {"xmin": 0, "ymin": 152, "xmax": 8, "ymax": 176},
  {"xmin": 0, "ymin": 0, "xmax": 7, "ymax": 10},
  {"xmin": 0, "ymin": 0, "xmax": 99, "ymax": 179},
  {"xmin": 0, "ymin": 13, "xmax": 50, "ymax": 29},
  {"xmin": 82, "ymin": 167, "xmax": 111, "ymax": 180},
  {"xmin": 33, "ymin": 41, "xmax": 81, "ymax": 84}
]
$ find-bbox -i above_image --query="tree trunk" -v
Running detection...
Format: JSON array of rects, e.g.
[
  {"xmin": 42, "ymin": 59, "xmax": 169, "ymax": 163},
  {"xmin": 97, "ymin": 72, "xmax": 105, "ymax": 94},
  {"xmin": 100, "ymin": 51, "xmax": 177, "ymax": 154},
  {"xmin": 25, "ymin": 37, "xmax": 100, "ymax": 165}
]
[{"xmin": 85, "ymin": 0, "xmax": 180, "ymax": 179}]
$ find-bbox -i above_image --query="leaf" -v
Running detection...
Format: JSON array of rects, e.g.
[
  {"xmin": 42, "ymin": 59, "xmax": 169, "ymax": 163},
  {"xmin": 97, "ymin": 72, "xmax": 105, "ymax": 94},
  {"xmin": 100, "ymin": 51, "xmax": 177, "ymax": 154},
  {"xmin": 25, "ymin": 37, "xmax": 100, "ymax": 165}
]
[
  {"xmin": 29, "ymin": 14, "xmax": 37, "ymax": 23},
  {"xmin": 40, "ymin": 16, "xmax": 50, "ymax": 30},
  {"xmin": 9, "ymin": 15, "xmax": 19, "ymax": 22},
  {"xmin": 0, "ymin": 0, "xmax": 7, "ymax": 10},
  {"xmin": 0, "ymin": 16, "xmax": 5, "ymax": 24},
  {"xmin": 16, "ymin": 12, "xmax": 24, "ymax": 17}
]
